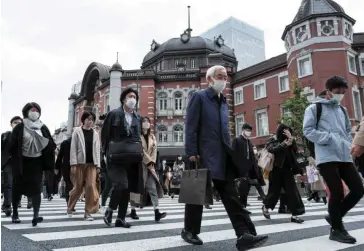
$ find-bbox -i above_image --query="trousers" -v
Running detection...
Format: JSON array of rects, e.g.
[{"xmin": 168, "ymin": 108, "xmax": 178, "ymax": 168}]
[
  {"xmin": 184, "ymin": 178, "xmax": 256, "ymax": 237},
  {"xmin": 2, "ymin": 165, "xmax": 12, "ymax": 208},
  {"xmin": 68, "ymin": 164, "xmax": 99, "ymax": 214},
  {"xmin": 318, "ymin": 162, "xmax": 364, "ymax": 229}
]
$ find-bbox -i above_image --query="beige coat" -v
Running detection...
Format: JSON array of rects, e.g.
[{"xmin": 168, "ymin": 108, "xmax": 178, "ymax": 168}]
[
  {"xmin": 70, "ymin": 127, "xmax": 100, "ymax": 168},
  {"xmin": 130, "ymin": 134, "xmax": 164, "ymax": 205},
  {"xmin": 353, "ymin": 117, "xmax": 364, "ymax": 146}
]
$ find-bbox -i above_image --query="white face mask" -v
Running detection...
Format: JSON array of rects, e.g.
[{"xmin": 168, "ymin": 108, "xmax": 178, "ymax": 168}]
[
  {"xmin": 253, "ymin": 149, "xmax": 258, "ymax": 154},
  {"xmin": 142, "ymin": 122, "xmax": 150, "ymax": 129},
  {"xmin": 28, "ymin": 111, "xmax": 40, "ymax": 121},
  {"xmin": 178, "ymin": 157, "xmax": 182, "ymax": 160},
  {"xmin": 125, "ymin": 98, "xmax": 136, "ymax": 109},
  {"xmin": 243, "ymin": 130, "xmax": 252, "ymax": 137},
  {"xmin": 331, "ymin": 93, "xmax": 344, "ymax": 103},
  {"xmin": 162, "ymin": 160, "xmax": 166, "ymax": 164},
  {"xmin": 211, "ymin": 77, "xmax": 226, "ymax": 93}
]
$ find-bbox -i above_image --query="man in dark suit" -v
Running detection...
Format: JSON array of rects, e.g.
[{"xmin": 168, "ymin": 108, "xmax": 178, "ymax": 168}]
[
  {"xmin": 1, "ymin": 116, "xmax": 23, "ymax": 216},
  {"xmin": 183, "ymin": 65, "xmax": 267, "ymax": 250},
  {"xmin": 232, "ymin": 123, "xmax": 266, "ymax": 210},
  {"xmin": 55, "ymin": 137, "xmax": 72, "ymax": 204}
]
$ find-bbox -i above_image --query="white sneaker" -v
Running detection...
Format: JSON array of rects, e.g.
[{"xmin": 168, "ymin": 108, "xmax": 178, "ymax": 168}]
[
  {"xmin": 306, "ymin": 200, "xmax": 312, "ymax": 207},
  {"xmin": 84, "ymin": 214, "xmax": 94, "ymax": 221},
  {"xmin": 67, "ymin": 212, "xmax": 73, "ymax": 218},
  {"xmin": 100, "ymin": 206, "xmax": 106, "ymax": 215}
]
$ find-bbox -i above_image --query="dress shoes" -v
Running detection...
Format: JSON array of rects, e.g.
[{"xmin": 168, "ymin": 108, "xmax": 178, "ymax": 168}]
[
  {"xmin": 236, "ymin": 233, "xmax": 268, "ymax": 251},
  {"xmin": 181, "ymin": 229, "xmax": 203, "ymax": 245}
]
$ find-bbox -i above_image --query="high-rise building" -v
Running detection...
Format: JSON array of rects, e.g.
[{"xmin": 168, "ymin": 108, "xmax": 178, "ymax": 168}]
[{"xmin": 200, "ymin": 16, "xmax": 266, "ymax": 70}]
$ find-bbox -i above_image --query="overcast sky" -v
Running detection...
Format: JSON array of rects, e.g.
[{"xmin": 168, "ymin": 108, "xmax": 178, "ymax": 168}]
[{"xmin": 2, "ymin": 0, "xmax": 364, "ymax": 132}]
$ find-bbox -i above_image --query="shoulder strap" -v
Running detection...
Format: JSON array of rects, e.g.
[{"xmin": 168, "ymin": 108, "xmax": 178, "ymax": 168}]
[{"xmin": 315, "ymin": 103, "xmax": 322, "ymax": 129}]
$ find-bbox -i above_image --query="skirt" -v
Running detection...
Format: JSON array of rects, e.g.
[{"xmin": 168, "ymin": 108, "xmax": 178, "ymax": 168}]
[{"xmin": 14, "ymin": 156, "xmax": 43, "ymax": 197}]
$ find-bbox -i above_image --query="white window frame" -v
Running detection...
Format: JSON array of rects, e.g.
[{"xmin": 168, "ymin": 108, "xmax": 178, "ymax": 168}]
[
  {"xmin": 297, "ymin": 54, "xmax": 313, "ymax": 78},
  {"xmin": 174, "ymin": 92, "xmax": 183, "ymax": 111},
  {"xmin": 104, "ymin": 93, "xmax": 110, "ymax": 113},
  {"xmin": 158, "ymin": 92, "xmax": 168, "ymax": 111},
  {"xmin": 347, "ymin": 51, "xmax": 357, "ymax": 75},
  {"xmin": 255, "ymin": 109, "xmax": 269, "ymax": 137},
  {"xmin": 293, "ymin": 21, "xmax": 311, "ymax": 45},
  {"xmin": 280, "ymin": 105, "xmax": 292, "ymax": 117},
  {"xmin": 235, "ymin": 114, "xmax": 245, "ymax": 136},
  {"xmin": 254, "ymin": 80, "xmax": 267, "ymax": 100},
  {"xmin": 316, "ymin": 17, "xmax": 339, "ymax": 37},
  {"xmin": 301, "ymin": 87, "xmax": 316, "ymax": 103},
  {"xmin": 359, "ymin": 54, "xmax": 364, "ymax": 76},
  {"xmin": 278, "ymin": 71, "xmax": 289, "ymax": 93},
  {"xmin": 157, "ymin": 125, "xmax": 168, "ymax": 143},
  {"xmin": 173, "ymin": 125, "xmax": 184, "ymax": 143},
  {"xmin": 342, "ymin": 19, "xmax": 353, "ymax": 41},
  {"xmin": 352, "ymin": 87, "xmax": 363, "ymax": 121},
  {"xmin": 234, "ymin": 87, "xmax": 244, "ymax": 105}
]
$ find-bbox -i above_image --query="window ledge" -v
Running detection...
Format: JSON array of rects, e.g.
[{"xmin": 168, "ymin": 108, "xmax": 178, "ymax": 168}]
[
  {"xmin": 254, "ymin": 96, "xmax": 267, "ymax": 101},
  {"xmin": 235, "ymin": 101, "xmax": 244, "ymax": 105},
  {"xmin": 279, "ymin": 89, "xmax": 290, "ymax": 94},
  {"xmin": 298, "ymin": 73, "xmax": 313, "ymax": 79},
  {"xmin": 348, "ymin": 70, "xmax": 357, "ymax": 76}
]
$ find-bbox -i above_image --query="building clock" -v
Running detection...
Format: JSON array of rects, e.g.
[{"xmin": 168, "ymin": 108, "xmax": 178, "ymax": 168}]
[
  {"xmin": 321, "ymin": 25, "xmax": 334, "ymax": 36},
  {"xmin": 296, "ymin": 30, "xmax": 308, "ymax": 42}
]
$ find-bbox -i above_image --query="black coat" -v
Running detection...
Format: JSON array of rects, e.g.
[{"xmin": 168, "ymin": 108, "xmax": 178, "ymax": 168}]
[
  {"xmin": 10, "ymin": 123, "xmax": 56, "ymax": 177},
  {"xmin": 101, "ymin": 107, "xmax": 144, "ymax": 193},
  {"xmin": 1, "ymin": 131, "xmax": 12, "ymax": 170},
  {"xmin": 266, "ymin": 137, "xmax": 302, "ymax": 175},
  {"xmin": 55, "ymin": 137, "xmax": 72, "ymax": 180},
  {"xmin": 231, "ymin": 135, "xmax": 265, "ymax": 186}
]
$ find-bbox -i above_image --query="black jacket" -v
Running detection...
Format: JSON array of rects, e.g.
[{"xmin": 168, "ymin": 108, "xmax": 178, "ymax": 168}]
[
  {"xmin": 10, "ymin": 123, "xmax": 56, "ymax": 176},
  {"xmin": 266, "ymin": 136, "xmax": 302, "ymax": 175},
  {"xmin": 55, "ymin": 137, "xmax": 72, "ymax": 174},
  {"xmin": 1, "ymin": 131, "xmax": 12, "ymax": 170}
]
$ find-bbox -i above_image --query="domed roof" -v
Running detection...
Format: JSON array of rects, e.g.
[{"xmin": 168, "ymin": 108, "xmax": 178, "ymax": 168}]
[
  {"xmin": 110, "ymin": 62, "xmax": 122, "ymax": 72},
  {"xmin": 142, "ymin": 36, "xmax": 235, "ymax": 66},
  {"xmin": 292, "ymin": 0, "xmax": 345, "ymax": 23}
]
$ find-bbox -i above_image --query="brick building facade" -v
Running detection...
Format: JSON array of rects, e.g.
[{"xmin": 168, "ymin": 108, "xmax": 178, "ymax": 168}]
[{"xmin": 66, "ymin": 0, "xmax": 364, "ymax": 157}]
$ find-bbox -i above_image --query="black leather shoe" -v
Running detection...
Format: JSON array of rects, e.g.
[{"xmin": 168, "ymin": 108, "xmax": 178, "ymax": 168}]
[
  {"xmin": 103, "ymin": 208, "xmax": 113, "ymax": 227},
  {"xmin": 127, "ymin": 209, "xmax": 139, "ymax": 220},
  {"xmin": 4, "ymin": 207, "xmax": 12, "ymax": 217},
  {"xmin": 181, "ymin": 229, "xmax": 203, "ymax": 245},
  {"xmin": 291, "ymin": 216, "xmax": 304, "ymax": 224},
  {"xmin": 27, "ymin": 202, "xmax": 33, "ymax": 209},
  {"xmin": 236, "ymin": 233, "xmax": 268, "ymax": 250},
  {"xmin": 330, "ymin": 228, "xmax": 356, "ymax": 244},
  {"xmin": 11, "ymin": 215, "xmax": 21, "ymax": 224},
  {"xmin": 115, "ymin": 218, "xmax": 131, "ymax": 228},
  {"xmin": 155, "ymin": 209, "xmax": 167, "ymax": 222},
  {"xmin": 31, "ymin": 217, "xmax": 43, "ymax": 227}
]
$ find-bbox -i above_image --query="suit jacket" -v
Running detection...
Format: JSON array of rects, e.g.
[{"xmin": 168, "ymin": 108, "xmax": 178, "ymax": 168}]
[
  {"xmin": 353, "ymin": 117, "xmax": 364, "ymax": 146},
  {"xmin": 55, "ymin": 137, "xmax": 71, "ymax": 176},
  {"xmin": 1, "ymin": 131, "xmax": 11, "ymax": 170}
]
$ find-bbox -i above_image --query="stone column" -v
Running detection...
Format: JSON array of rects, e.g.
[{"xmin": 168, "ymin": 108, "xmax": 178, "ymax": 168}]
[
  {"xmin": 67, "ymin": 94, "xmax": 77, "ymax": 136},
  {"xmin": 109, "ymin": 62, "xmax": 123, "ymax": 110}
]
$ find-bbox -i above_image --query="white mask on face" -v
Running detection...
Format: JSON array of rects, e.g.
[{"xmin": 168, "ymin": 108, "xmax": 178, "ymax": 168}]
[
  {"xmin": 243, "ymin": 130, "xmax": 252, "ymax": 137},
  {"xmin": 142, "ymin": 122, "xmax": 150, "ymax": 129},
  {"xmin": 331, "ymin": 93, "xmax": 344, "ymax": 103},
  {"xmin": 211, "ymin": 77, "xmax": 226, "ymax": 93},
  {"xmin": 28, "ymin": 111, "xmax": 40, "ymax": 121},
  {"xmin": 162, "ymin": 160, "xmax": 166, "ymax": 164},
  {"xmin": 125, "ymin": 98, "xmax": 136, "ymax": 109},
  {"xmin": 178, "ymin": 157, "xmax": 182, "ymax": 160},
  {"xmin": 254, "ymin": 149, "xmax": 258, "ymax": 155}
]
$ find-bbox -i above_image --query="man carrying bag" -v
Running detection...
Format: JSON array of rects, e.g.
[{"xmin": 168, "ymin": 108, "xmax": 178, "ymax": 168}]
[{"xmin": 180, "ymin": 65, "xmax": 268, "ymax": 251}]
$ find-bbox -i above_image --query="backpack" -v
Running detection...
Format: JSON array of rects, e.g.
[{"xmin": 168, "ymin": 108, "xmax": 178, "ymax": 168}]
[
  {"xmin": 305, "ymin": 103, "xmax": 347, "ymax": 158},
  {"xmin": 258, "ymin": 148, "xmax": 275, "ymax": 171}
]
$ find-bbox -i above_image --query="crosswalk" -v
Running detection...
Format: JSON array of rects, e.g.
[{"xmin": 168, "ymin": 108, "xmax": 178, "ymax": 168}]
[{"xmin": 1, "ymin": 196, "xmax": 364, "ymax": 251}]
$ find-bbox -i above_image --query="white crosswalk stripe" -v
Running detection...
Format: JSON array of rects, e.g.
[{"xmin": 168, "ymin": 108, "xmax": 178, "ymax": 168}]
[{"xmin": 2, "ymin": 196, "xmax": 364, "ymax": 251}]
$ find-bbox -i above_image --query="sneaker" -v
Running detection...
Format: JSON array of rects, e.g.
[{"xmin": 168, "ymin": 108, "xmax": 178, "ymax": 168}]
[
  {"xmin": 84, "ymin": 214, "xmax": 94, "ymax": 221},
  {"xmin": 100, "ymin": 206, "xmax": 106, "ymax": 215},
  {"xmin": 67, "ymin": 210, "xmax": 73, "ymax": 218}
]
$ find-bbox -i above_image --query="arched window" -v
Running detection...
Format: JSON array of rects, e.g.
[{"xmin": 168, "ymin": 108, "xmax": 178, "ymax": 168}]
[
  {"xmin": 173, "ymin": 124, "xmax": 184, "ymax": 143},
  {"xmin": 174, "ymin": 91, "xmax": 183, "ymax": 110},
  {"xmin": 158, "ymin": 92, "xmax": 168, "ymax": 111},
  {"xmin": 157, "ymin": 125, "xmax": 168, "ymax": 143}
]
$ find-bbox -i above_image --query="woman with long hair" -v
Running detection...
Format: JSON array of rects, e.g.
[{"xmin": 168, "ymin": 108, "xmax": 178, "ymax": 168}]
[
  {"xmin": 261, "ymin": 124, "xmax": 305, "ymax": 223},
  {"xmin": 170, "ymin": 155, "xmax": 185, "ymax": 199},
  {"xmin": 10, "ymin": 102, "xmax": 56, "ymax": 226},
  {"xmin": 129, "ymin": 117, "xmax": 167, "ymax": 222}
]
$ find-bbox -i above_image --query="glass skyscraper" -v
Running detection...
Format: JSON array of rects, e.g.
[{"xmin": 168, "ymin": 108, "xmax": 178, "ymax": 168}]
[{"xmin": 201, "ymin": 16, "xmax": 266, "ymax": 70}]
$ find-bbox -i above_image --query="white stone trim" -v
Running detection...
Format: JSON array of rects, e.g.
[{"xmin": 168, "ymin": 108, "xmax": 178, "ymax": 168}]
[
  {"xmin": 292, "ymin": 20, "xmax": 311, "ymax": 45},
  {"xmin": 347, "ymin": 51, "xmax": 357, "ymax": 75},
  {"xmin": 352, "ymin": 85, "xmax": 363, "ymax": 121},
  {"xmin": 234, "ymin": 86, "xmax": 244, "ymax": 105},
  {"xmin": 278, "ymin": 71, "xmax": 289, "ymax": 93},
  {"xmin": 235, "ymin": 114, "xmax": 245, "ymax": 136},
  {"xmin": 253, "ymin": 80, "xmax": 267, "ymax": 100},
  {"xmin": 255, "ymin": 108, "xmax": 269, "ymax": 137},
  {"xmin": 315, "ymin": 17, "xmax": 339, "ymax": 36},
  {"xmin": 359, "ymin": 53, "xmax": 364, "ymax": 76},
  {"xmin": 297, "ymin": 53, "xmax": 313, "ymax": 79},
  {"xmin": 341, "ymin": 18, "xmax": 354, "ymax": 41}
]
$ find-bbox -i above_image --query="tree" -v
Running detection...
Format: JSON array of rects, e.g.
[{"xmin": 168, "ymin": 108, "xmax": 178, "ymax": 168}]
[{"xmin": 277, "ymin": 74, "xmax": 310, "ymax": 151}]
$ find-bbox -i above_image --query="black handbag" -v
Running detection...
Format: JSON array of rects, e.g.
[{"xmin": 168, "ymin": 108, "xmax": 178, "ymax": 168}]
[
  {"xmin": 178, "ymin": 160, "xmax": 213, "ymax": 206},
  {"xmin": 107, "ymin": 139, "xmax": 143, "ymax": 165}
]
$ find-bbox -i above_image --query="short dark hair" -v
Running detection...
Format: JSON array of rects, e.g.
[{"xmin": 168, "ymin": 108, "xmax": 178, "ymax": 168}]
[
  {"xmin": 242, "ymin": 123, "xmax": 253, "ymax": 131},
  {"xmin": 318, "ymin": 90, "xmax": 328, "ymax": 97},
  {"xmin": 22, "ymin": 102, "xmax": 41, "ymax": 118},
  {"xmin": 81, "ymin": 111, "xmax": 96, "ymax": 124},
  {"xmin": 10, "ymin": 116, "xmax": 23, "ymax": 124},
  {"xmin": 120, "ymin": 87, "xmax": 139, "ymax": 104},
  {"xmin": 325, "ymin": 76, "xmax": 348, "ymax": 91},
  {"xmin": 141, "ymin": 116, "xmax": 151, "ymax": 135}
]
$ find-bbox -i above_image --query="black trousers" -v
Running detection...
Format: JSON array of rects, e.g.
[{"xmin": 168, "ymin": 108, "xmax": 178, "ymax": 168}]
[
  {"xmin": 263, "ymin": 167, "xmax": 304, "ymax": 216},
  {"xmin": 318, "ymin": 162, "xmax": 364, "ymax": 230},
  {"xmin": 108, "ymin": 183, "xmax": 130, "ymax": 219},
  {"xmin": 101, "ymin": 172, "xmax": 113, "ymax": 206},
  {"xmin": 184, "ymin": 178, "xmax": 256, "ymax": 237},
  {"xmin": 2, "ymin": 165, "xmax": 12, "ymax": 208},
  {"xmin": 61, "ymin": 167, "xmax": 73, "ymax": 203},
  {"xmin": 44, "ymin": 171, "xmax": 54, "ymax": 197}
]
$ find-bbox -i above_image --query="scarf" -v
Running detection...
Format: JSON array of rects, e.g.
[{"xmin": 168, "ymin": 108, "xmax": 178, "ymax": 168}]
[{"xmin": 22, "ymin": 118, "xmax": 49, "ymax": 157}]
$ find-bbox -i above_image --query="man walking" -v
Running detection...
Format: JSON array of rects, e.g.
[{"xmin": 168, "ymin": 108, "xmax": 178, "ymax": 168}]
[
  {"xmin": 182, "ymin": 65, "xmax": 268, "ymax": 250},
  {"xmin": 303, "ymin": 76, "xmax": 364, "ymax": 244}
]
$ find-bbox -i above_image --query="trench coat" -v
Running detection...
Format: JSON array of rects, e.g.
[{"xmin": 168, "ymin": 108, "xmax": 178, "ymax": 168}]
[
  {"xmin": 185, "ymin": 87, "xmax": 232, "ymax": 181},
  {"xmin": 130, "ymin": 134, "xmax": 164, "ymax": 205},
  {"xmin": 101, "ymin": 107, "xmax": 144, "ymax": 194}
]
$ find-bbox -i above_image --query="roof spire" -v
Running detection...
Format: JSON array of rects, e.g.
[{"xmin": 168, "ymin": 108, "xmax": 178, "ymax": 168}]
[
  {"xmin": 116, "ymin": 52, "xmax": 119, "ymax": 63},
  {"xmin": 186, "ymin": 6, "xmax": 192, "ymax": 37}
]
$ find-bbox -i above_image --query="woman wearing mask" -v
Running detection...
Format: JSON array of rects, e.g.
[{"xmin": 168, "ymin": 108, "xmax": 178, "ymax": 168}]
[
  {"xmin": 261, "ymin": 124, "xmax": 305, "ymax": 223},
  {"xmin": 170, "ymin": 155, "xmax": 185, "ymax": 199},
  {"xmin": 10, "ymin": 102, "xmax": 56, "ymax": 226},
  {"xmin": 164, "ymin": 161, "xmax": 172, "ymax": 196},
  {"xmin": 128, "ymin": 117, "xmax": 167, "ymax": 222},
  {"xmin": 68, "ymin": 111, "xmax": 100, "ymax": 221}
]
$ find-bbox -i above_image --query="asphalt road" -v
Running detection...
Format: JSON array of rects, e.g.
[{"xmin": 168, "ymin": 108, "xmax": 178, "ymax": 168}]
[{"xmin": 1, "ymin": 196, "xmax": 364, "ymax": 251}]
